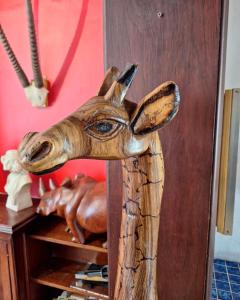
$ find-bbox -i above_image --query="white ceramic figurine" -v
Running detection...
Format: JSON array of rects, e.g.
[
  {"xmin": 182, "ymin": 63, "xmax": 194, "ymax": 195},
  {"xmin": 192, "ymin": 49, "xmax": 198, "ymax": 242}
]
[{"xmin": 1, "ymin": 149, "xmax": 32, "ymax": 211}]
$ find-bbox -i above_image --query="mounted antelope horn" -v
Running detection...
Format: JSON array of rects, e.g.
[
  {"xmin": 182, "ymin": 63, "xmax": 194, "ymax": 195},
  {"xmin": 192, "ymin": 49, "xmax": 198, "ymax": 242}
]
[
  {"xmin": 49, "ymin": 178, "xmax": 56, "ymax": 190},
  {"xmin": 39, "ymin": 178, "xmax": 46, "ymax": 196},
  {"xmin": 0, "ymin": 24, "xmax": 30, "ymax": 88},
  {"xmin": 0, "ymin": 2, "xmax": 48, "ymax": 108},
  {"xmin": 25, "ymin": 0, "xmax": 43, "ymax": 88}
]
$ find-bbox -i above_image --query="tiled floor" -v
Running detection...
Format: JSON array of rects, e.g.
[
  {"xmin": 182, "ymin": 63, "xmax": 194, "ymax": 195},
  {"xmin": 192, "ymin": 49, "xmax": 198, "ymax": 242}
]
[{"xmin": 212, "ymin": 259, "xmax": 240, "ymax": 300}]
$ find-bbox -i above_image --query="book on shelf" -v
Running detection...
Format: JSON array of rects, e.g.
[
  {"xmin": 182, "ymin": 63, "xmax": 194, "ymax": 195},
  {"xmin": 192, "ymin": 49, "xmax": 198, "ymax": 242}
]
[
  {"xmin": 74, "ymin": 279, "xmax": 108, "ymax": 288},
  {"xmin": 74, "ymin": 274, "xmax": 108, "ymax": 282},
  {"xmin": 75, "ymin": 264, "xmax": 108, "ymax": 283}
]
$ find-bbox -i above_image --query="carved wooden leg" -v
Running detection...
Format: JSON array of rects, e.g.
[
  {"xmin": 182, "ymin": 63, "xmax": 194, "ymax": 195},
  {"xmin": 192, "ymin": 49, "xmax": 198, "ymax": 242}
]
[
  {"xmin": 102, "ymin": 240, "xmax": 108, "ymax": 249},
  {"xmin": 66, "ymin": 217, "xmax": 85, "ymax": 244}
]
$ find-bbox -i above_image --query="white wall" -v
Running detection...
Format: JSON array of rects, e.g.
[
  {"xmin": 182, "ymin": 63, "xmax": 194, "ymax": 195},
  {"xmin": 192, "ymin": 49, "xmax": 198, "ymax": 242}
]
[{"xmin": 214, "ymin": 0, "xmax": 240, "ymax": 261}]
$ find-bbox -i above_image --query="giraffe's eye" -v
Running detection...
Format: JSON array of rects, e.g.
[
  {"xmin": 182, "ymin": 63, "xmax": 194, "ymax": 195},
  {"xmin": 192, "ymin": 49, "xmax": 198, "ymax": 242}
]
[
  {"xmin": 94, "ymin": 122, "xmax": 113, "ymax": 133},
  {"xmin": 85, "ymin": 119, "xmax": 124, "ymax": 140}
]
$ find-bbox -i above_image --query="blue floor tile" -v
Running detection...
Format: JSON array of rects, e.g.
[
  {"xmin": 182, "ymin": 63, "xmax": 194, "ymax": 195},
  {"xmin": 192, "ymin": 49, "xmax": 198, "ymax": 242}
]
[
  {"xmin": 228, "ymin": 267, "xmax": 240, "ymax": 276},
  {"xmin": 215, "ymin": 264, "xmax": 227, "ymax": 273},
  {"xmin": 215, "ymin": 259, "xmax": 226, "ymax": 265},
  {"xmin": 215, "ymin": 272, "xmax": 229, "ymax": 282},
  {"xmin": 217, "ymin": 290, "xmax": 232, "ymax": 300},
  {"xmin": 212, "ymin": 288, "xmax": 217, "ymax": 298},
  {"xmin": 227, "ymin": 261, "xmax": 239, "ymax": 268},
  {"xmin": 216, "ymin": 280, "xmax": 230, "ymax": 291},
  {"xmin": 229, "ymin": 275, "xmax": 240, "ymax": 285},
  {"xmin": 213, "ymin": 259, "xmax": 240, "ymax": 299},
  {"xmin": 231, "ymin": 283, "xmax": 240, "ymax": 294}
]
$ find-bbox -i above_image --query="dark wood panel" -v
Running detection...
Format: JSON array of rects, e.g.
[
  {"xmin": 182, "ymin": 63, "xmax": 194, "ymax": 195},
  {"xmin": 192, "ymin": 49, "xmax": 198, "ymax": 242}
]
[
  {"xmin": 8, "ymin": 239, "xmax": 18, "ymax": 300},
  {"xmin": 105, "ymin": 1, "xmax": 225, "ymax": 299},
  {"xmin": 0, "ymin": 240, "xmax": 12, "ymax": 300}
]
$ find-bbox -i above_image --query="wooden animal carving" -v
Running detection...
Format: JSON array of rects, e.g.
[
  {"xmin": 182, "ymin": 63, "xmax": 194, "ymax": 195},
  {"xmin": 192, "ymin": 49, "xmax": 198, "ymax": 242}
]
[
  {"xmin": 0, "ymin": 0, "xmax": 48, "ymax": 107},
  {"xmin": 37, "ymin": 174, "xmax": 107, "ymax": 244},
  {"xmin": 18, "ymin": 64, "xmax": 180, "ymax": 300}
]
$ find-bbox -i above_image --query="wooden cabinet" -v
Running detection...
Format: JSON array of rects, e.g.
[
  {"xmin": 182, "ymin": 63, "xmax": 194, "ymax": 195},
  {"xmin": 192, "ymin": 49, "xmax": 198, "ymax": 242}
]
[
  {"xmin": 0, "ymin": 235, "xmax": 16, "ymax": 300},
  {"xmin": 0, "ymin": 194, "xmax": 38, "ymax": 300},
  {"xmin": 24, "ymin": 216, "xmax": 108, "ymax": 300},
  {"xmin": 0, "ymin": 194, "xmax": 108, "ymax": 300}
]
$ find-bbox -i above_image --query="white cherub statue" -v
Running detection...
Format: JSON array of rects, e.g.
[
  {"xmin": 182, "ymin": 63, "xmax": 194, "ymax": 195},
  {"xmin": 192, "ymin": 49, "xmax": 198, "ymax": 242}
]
[{"xmin": 1, "ymin": 149, "xmax": 33, "ymax": 211}]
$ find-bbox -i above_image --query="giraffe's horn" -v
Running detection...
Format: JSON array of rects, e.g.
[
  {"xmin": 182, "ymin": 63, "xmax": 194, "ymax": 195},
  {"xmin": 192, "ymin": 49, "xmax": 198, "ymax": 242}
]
[
  {"xmin": 25, "ymin": 0, "xmax": 44, "ymax": 88},
  {"xmin": 105, "ymin": 64, "xmax": 138, "ymax": 105},
  {"xmin": 0, "ymin": 24, "xmax": 30, "ymax": 88},
  {"xmin": 39, "ymin": 178, "xmax": 46, "ymax": 196},
  {"xmin": 49, "ymin": 178, "xmax": 56, "ymax": 190}
]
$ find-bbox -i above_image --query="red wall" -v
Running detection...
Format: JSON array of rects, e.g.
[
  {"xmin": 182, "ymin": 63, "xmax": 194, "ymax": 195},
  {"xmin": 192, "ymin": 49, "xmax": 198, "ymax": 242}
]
[{"xmin": 0, "ymin": 0, "xmax": 105, "ymax": 196}]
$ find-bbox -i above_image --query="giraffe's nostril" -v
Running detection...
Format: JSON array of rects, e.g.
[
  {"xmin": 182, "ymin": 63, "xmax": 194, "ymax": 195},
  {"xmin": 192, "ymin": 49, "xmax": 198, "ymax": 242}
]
[{"xmin": 27, "ymin": 141, "xmax": 52, "ymax": 163}]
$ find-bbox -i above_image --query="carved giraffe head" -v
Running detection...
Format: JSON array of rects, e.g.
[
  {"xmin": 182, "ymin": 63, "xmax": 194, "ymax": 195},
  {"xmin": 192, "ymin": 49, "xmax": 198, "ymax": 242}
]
[{"xmin": 18, "ymin": 64, "xmax": 180, "ymax": 174}]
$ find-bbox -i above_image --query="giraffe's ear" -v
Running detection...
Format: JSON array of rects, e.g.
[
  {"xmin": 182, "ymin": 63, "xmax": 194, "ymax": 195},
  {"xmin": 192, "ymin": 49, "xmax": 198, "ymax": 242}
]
[
  {"xmin": 98, "ymin": 67, "xmax": 120, "ymax": 96},
  {"xmin": 130, "ymin": 81, "xmax": 180, "ymax": 135}
]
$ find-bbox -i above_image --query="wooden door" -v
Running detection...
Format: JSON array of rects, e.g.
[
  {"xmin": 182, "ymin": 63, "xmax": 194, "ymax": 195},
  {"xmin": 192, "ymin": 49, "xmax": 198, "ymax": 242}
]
[{"xmin": 105, "ymin": 1, "xmax": 228, "ymax": 299}]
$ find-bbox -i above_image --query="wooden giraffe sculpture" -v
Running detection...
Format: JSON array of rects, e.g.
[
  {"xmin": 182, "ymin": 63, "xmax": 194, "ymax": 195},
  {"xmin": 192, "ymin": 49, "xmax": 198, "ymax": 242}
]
[{"xmin": 18, "ymin": 64, "xmax": 180, "ymax": 300}]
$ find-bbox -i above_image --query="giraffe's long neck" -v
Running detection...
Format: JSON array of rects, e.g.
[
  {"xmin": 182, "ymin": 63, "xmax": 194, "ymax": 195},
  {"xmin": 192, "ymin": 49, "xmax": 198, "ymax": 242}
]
[{"xmin": 114, "ymin": 132, "xmax": 164, "ymax": 300}]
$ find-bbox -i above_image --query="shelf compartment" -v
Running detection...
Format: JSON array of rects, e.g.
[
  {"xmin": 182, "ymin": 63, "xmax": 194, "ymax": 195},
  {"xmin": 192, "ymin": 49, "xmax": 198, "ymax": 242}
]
[
  {"xmin": 31, "ymin": 257, "xmax": 108, "ymax": 300},
  {"xmin": 29, "ymin": 216, "xmax": 107, "ymax": 253}
]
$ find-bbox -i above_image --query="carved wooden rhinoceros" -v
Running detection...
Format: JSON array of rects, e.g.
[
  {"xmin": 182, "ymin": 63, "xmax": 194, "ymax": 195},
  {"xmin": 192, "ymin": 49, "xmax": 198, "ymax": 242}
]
[{"xmin": 37, "ymin": 174, "xmax": 107, "ymax": 244}]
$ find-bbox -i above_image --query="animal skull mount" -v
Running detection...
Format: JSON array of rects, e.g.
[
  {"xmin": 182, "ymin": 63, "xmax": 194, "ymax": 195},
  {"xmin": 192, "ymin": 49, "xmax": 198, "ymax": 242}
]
[
  {"xmin": 0, "ymin": 0, "xmax": 48, "ymax": 108},
  {"xmin": 18, "ymin": 64, "xmax": 180, "ymax": 300},
  {"xmin": 37, "ymin": 174, "xmax": 107, "ymax": 246}
]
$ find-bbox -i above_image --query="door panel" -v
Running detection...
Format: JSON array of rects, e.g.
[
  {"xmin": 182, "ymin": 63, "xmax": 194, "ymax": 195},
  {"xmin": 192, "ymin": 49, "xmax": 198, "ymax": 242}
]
[{"xmin": 105, "ymin": 1, "xmax": 226, "ymax": 299}]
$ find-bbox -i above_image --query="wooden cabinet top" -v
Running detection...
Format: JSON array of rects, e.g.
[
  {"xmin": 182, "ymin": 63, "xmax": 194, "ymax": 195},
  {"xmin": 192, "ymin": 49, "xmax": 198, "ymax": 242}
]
[{"xmin": 0, "ymin": 193, "xmax": 38, "ymax": 234}]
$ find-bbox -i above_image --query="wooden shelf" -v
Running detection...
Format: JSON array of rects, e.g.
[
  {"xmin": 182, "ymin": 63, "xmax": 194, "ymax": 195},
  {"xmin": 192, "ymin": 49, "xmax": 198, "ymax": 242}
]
[
  {"xmin": 29, "ymin": 216, "xmax": 107, "ymax": 253},
  {"xmin": 31, "ymin": 258, "xmax": 108, "ymax": 300}
]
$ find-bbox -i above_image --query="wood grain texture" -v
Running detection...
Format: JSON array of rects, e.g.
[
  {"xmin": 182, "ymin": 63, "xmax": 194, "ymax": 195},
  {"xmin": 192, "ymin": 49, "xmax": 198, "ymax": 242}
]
[
  {"xmin": 115, "ymin": 132, "xmax": 163, "ymax": 299},
  {"xmin": 216, "ymin": 89, "xmax": 240, "ymax": 235},
  {"xmin": 0, "ymin": 241, "xmax": 13, "ymax": 300},
  {"xmin": 105, "ymin": 0, "xmax": 224, "ymax": 299},
  {"xmin": 217, "ymin": 90, "xmax": 233, "ymax": 233}
]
